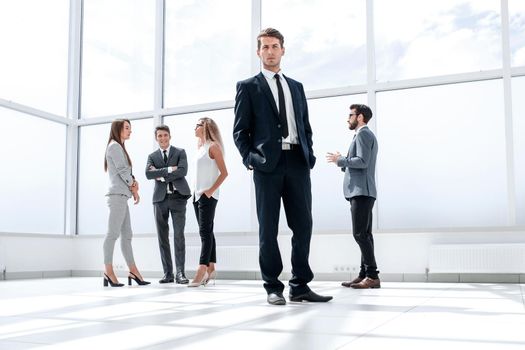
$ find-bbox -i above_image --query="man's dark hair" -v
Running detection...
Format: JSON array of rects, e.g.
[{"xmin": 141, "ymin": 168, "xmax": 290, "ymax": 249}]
[
  {"xmin": 257, "ymin": 28, "xmax": 284, "ymax": 50},
  {"xmin": 155, "ymin": 125, "xmax": 170, "ymax": 136},
  {"xmin": 350, "ymin": 104, "xmax": 373, "ymax": 123}
]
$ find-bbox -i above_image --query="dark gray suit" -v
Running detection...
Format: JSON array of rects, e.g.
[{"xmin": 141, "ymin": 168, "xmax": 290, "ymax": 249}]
[
  {"xmin": 337, "ymin": 125, "xmax": 379, "ymax": 279},
  {"xmin": 337, "ymin": 126, "xmax": 377, "ymax": 199},
  {"xmin": 146, "ymin": 146, "xmax": 191, "ymax": 277}
]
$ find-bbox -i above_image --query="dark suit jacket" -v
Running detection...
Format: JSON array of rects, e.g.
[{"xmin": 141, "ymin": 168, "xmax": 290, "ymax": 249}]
[
  {"xmin": 145, "ymin": 146, "xmax": 191, "ymax": 203},
  {"xmin": 233, "ymin": 72, "xmax": 316, "ymax": 173}
]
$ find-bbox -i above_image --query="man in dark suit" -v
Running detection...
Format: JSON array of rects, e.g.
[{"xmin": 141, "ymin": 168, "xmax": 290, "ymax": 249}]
[
  {"xmin": 327, "ymin": 104, "xmax": 380, "ymax": 289},
  {"xmin": 233, "ymin": 28, "xmax": 332, "ymax": 305},
  {"xmin": 146, "ymin": 125, "xmax": 191, "ymax": 284}
]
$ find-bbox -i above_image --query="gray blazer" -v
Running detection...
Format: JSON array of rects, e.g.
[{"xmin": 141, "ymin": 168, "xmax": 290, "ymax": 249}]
[
  {"xmin": 145, "ymin": 146, "xmax": 191, "ymax": 203},
  {"xmin": 336, "ymin": 126, "xmax": 378, "ymax": 199},
  {"xmin": 106, "ymin": 141, "xmax": 133, "ymax": 198}
]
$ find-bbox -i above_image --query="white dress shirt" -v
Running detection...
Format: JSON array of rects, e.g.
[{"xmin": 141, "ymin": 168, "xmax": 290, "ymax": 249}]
[
  {"xmin": 159, "ymin": 145, "xmax": 175, "ymax": 192},
  {"xmin": 261, "ymin": 68, "xmax": 299, "ymax": 144}
]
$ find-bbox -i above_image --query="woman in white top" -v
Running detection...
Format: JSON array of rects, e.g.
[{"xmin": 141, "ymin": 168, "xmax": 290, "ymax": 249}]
[
  {"xmin": 103, "ymin": 119, "xmax": 150, "ymax": 287},
  {"xmin": 189, "ymin": 118, "xmax": 228, "ymax": 287}
]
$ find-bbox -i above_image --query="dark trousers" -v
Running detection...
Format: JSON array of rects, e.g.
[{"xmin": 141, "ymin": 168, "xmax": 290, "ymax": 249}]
[
  {"xmin": 154, "ymin": 193, "xmax": 187, "ymax": 276},
  {"xmin": 193, "ymin": 195, "xmax": 218, "ymax": 266},
  {"xmin": 349, "ymin": 195, "xmax": 378, "ymax": 279},
  {"xmin": 253, "ymin": 149, "xmax": 314, "ymax": 295}
]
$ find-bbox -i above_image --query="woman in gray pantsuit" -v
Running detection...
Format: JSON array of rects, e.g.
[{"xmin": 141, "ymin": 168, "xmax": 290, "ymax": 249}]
[{"xmin": 103, "ymin": 119, "xmax": 150, "ymax": 287}]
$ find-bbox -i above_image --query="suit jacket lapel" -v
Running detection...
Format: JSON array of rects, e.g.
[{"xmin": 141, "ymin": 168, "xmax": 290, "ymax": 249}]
[
  {"xmin": 167, "ymin": 146, "xmax": 176, "ymax": 165},
  {"xmin": 284, "ymin": 75, "xmax": 301, "ymax": 127},
  {"xmin": 256, "ymin": 72, "xmax": 279, "ymax": 118},
  {"xmin": 157, "ymin": 149, "xmax": 167, "ymax": 165}
]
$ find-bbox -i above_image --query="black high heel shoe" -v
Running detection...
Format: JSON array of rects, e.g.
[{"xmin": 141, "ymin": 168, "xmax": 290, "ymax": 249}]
[
  {"xmin": 128, "ymin": 271, "xmax": 151, "ymax": 286},
  {"xmin": 103, "ymin": 273, "xmax": 124, "ymax": 287}
]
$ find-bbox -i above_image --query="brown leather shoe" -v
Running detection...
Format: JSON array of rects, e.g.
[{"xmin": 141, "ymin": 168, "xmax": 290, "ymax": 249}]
[
  {"xmin": 341, "ymin": 276, "xmax": 364, "ymax": 288},
  {"xmin": 350, "ymin": 277, "xmax": 381, "ymax": 289}
]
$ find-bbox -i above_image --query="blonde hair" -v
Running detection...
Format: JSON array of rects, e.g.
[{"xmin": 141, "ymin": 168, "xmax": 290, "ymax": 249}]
[{"xmin": 198, "ymin": 117, "xmax": 224, "ymax": 152}]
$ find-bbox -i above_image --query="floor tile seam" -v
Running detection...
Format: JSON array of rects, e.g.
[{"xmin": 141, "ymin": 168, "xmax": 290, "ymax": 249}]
[
  {"xmin": 0, "ymin": 338, "xmax": 51, "ymax": 346},
  {"xmin": 15, "ymin": 316, "xmax": 231, "ymax": 329},
  {"xmin": 334, "ymin": 292, "xmax": 445, "ymax": 349},
  {"xmin": 122, "ymin": 323, "xmax": 256, "ymax": 349},
  {"xmin": 226, "ymin": 325, "xmax": 378, "ymax": 338},
  {"xmin": 334, "ymin": 332, "xmax": 525, "ymax": 348},
  {"xmin": 6, "ymin": 298, "xmax": 267, "ymax": 319}
]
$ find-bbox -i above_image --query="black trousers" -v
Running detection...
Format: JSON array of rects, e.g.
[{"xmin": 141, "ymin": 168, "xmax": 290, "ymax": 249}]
[
  {"xmin": 349, "ymin": 195, "xmax": 378, "ymax": 279},
  {"xmin": 193, "ymin": 195, "xmax": 218, "ymax": 266},
  {"xmin": 253, "ymin": 149, "xmax": 314, "ymax": 295},
  {"xmin": 154, "ymin": 192, "xmax": 188, "ymax": 276}
]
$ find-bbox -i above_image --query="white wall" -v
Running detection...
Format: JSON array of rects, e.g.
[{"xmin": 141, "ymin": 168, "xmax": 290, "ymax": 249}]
[
  {"xmin": 2, "ymin": 230, "xmax": 525, "ymax": 280},
  {"xmin": 0, "ymin": 234, "xmax": 73, "ymax": 279}
]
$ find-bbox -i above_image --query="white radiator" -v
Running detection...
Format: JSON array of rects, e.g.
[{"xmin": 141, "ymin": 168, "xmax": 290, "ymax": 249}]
[
  {"xmin": 428, "ymin": 243, "xmax": 525, "ymax": 273},
  {"xmin": 186, "ymin": 245, "xmax": 259, "ymax": 271}
]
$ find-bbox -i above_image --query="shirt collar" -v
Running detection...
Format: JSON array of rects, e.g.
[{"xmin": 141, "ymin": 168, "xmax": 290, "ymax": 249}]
[
  {"xmin": 159, "ymin": 145, "xmax": 171, "ymax": 154},
  {"xmin": 262, "ymin": 68, "xmax": 284, "ymax": 80},
  {"xmin": 356, "ymin": 125, "xmax": 368, "ymax": 134}
]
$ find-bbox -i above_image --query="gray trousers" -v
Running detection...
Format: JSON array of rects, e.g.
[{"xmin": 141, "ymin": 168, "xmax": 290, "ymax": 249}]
[
  {"xmin": 103, "ymin": 194, "xmax": 135, "ymax": 266},
  {"xmin": 154, "ymin": 195, "xmax": 187, "ymax": 275}
]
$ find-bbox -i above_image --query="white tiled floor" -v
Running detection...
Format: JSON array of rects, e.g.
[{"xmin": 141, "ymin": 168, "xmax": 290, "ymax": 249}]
[{"xmin": 0, "ymin": 278, "xmax": 524, "ymax": 349}]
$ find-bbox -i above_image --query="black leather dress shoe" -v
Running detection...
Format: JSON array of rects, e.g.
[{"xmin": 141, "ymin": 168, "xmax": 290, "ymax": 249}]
[
  {"xmin": 176, "ymin": 272, "xmax": 189, "ymax": 284},
  {"xmin": 159, "ymin": 274, "xmax": 174, "ymax": 284},
  {"xmin": 289, "ymin": 290, "xmax": 333, "ymax": 302},
  {"xmin": 267, "ymin": 292, "xmax": 286, "ymax": 305}
]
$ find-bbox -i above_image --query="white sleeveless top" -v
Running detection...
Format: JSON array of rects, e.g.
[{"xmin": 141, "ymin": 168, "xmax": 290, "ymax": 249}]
[{"xmin": 193, "ymin": 142, "xmax": 220, "ymax": 201}]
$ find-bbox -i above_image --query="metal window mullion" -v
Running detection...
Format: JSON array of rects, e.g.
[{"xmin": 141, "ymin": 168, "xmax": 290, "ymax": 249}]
[
  {"xmin": 154, "ymin": 0, "xmax": 165, "ymax": 127},
  {"xmin": 250, "ymin": 0, "xmax": 262, "ymax": 232},
  {"xmin": 0, "ymin": 98, "xmax": 69, "ymax": 124},
  {"xmin": 501, "ymin": 0, "xmax": 517, "ymax": 225},
  {"xmin": 511, "ymin": 65, "xmax": 525, "ymax": 77},
  {"xmin": 251, "ymin": 0, "xmax": 262, "ymax": 75},
  {"xmin": 64, "ymin": 0, "xmax": 83, "ymax": 236},
  {"xmin": 366, "ymin": 0, "xmax": 380, "ymax": 231}
]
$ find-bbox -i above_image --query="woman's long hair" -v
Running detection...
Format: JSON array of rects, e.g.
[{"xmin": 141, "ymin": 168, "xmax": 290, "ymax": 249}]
[
  {"xmin": 104, "ymin": 119, "xmax": 132, "ymax": 172},
  {"xmin": 198, "ymin": 117, "xmax": 224, "ymax": 152}
]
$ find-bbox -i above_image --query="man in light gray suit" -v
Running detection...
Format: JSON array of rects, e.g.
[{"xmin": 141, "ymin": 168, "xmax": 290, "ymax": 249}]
[
  {"xmin": 146, "ymin": 125, "xmax": 191, "ymax": 284},
  {"xmin": 327, "ymin": 104, "xmax": 380, "ymax": 289}
]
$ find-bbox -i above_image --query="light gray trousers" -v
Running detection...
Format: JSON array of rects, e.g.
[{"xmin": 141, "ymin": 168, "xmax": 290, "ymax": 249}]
[{"xmin": 103, "ymin": 194, "xmax": 135, "ymax": 266}]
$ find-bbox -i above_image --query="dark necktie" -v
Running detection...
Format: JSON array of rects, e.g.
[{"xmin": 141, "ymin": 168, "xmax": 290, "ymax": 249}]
[
  {"xmin": 274, "ymin": 74, "xmax": 289, "ymax": 138},
  {"xmin": 163, "ymin": 150, "xmax": 174, "ymax": 193}
]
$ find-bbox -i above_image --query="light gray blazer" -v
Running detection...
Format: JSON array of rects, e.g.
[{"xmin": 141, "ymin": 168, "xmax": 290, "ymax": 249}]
[
  {"xmin": 106, "ymin": 141, "xmax": 133, "ymax": 198},
  {"xmin": 336, "ymin": 126, "xmax": 378, "ymax": 199},
  {"xmin": 145, "ymin": 146, "xmax": 191, "ymax": 203}
]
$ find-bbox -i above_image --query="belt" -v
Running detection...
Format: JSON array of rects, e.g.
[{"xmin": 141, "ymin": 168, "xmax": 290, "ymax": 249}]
[
  {"xmin": 282, "ymin": 143, "xmax": 300, "ymax": 151},
  {"xmin": 167, "ymin": 191, "xmax": 191, "ymax": 200}
]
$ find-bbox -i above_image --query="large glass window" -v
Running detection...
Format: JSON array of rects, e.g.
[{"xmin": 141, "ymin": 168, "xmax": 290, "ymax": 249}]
[
  {"xmin": 0, "ymin": 108, "xmax": 66, "ymax": 234},
  {"xmin": 81, "ymin": 0, "xmax": 155, "ymax": 117},
  {"xmin": 308, "ymin": 94, "xmax": 368, "ymax": 231},
  {"xmin": 3, "ymin": 0, "xmax": 524, "ymax": 238},
  {"xmin": 0, "ymin": 0, "xmax": 69, "ymax": 115},
  {"xmin": 376, "ymin": 80, "xmax": 508, "ymax": 229},
  {"xmin": 164, "ymin": 109, "xmax": 252, "ymax": 233},
  {"xmin": 512, "ymin": 77, "xmax": 525, "ymax": 225},
  {"xmin": 164, "ymin": 0, "xmax": 252, "ymax": 107},
  {"xmin": 375, "ymin": 0, "xmax": 501, "ymax": 82},
  {"xmin": 509, "ymin": 0, "xmax": 525, "ymax": 67},
  {"xmin": 262, "ymin": 0, "xmax": 366, "ymax": 90},
  {"xmin": 77, "ymin": 118, "xmax": 156, "ymax": 234}
]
